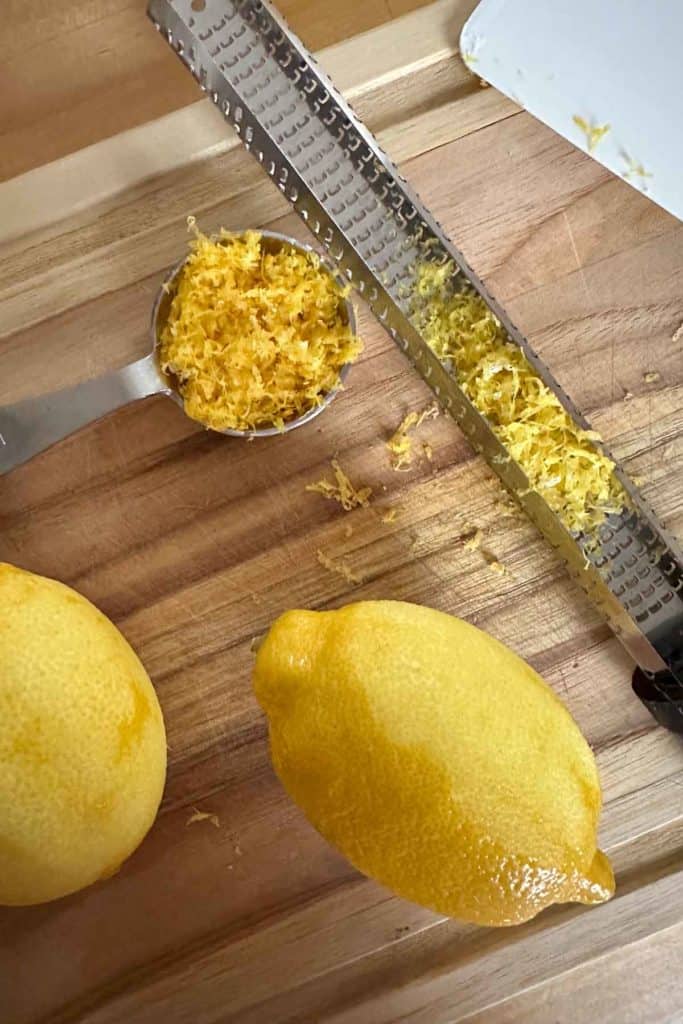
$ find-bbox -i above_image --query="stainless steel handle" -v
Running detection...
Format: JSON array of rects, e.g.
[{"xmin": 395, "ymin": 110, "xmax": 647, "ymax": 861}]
[{"xmin": 0, "ymin": 355, "xmax": 167, "ymax": 474}]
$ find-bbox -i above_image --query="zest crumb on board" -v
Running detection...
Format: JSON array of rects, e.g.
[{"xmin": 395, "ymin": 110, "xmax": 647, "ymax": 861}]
[
  {"xmin": 306, "ymin": 459, "xmax": 372, "ymax": 510},
  {"xmin": 462, "ymin": 526, "xmax": 484, "ymax": 552},
  {"xmin": 386, "ymin": 401, "xmax": 439, "ymax": 471},
  {"xmin": 380, "ymin": 507, "xmax": 399, "ymax": 524},
  {"xmin": 187, "ymin": 808, "xmax": 221, "ymax": 828},
  {"xmin": 317, "ymin": 549, "xmax": 365, "ymax": 585}
]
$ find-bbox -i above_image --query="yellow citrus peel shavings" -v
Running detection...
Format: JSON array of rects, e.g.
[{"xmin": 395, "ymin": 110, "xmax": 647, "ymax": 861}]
[
  {"xmin": 572, "ymin": 115, "xmax": 611, "ymax": 153},
  {"xmin": 306, "ymin": 459, "xmax": 372, "ymax": 511},
  {"xmin": 462, "ymin": 526, "xmax": 483, "ymax": 552},
  {"xmin": 622, "ymin": 156, "xmax": 653, "ymax": 182},
  {"xmin": 187, "ymin": 808, "xmax": 221, "ymax": 828},
  {"xmin": 317, "ymin": 549, "xmax": 365, "ymax": 585},
  {"xmin": 410, "ymin": 262, "xmax": 624, "ymax": 534},
  {"xmin": 486, "ymin": 558, "xmax": 507, "ymax": 576},
  {"xmin": 380, "ymin": 507, "xmax": 399, "ymax": 524},
  {"xmin": 386, "ymin": 401, "xmax": 439, "ymax": 470},
  {"xmin": 498, "ymin": 498, "xmax": 523, "ymax": 520},
  {"xmin": 158, "ymin": 226, "xmax": 362, "ymax": 432}
]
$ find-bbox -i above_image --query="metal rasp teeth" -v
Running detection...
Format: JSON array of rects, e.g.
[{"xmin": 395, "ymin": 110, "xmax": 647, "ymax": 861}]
[{"xmin": 148, "ymin": 0, "xmax": 683, "ymax": 724}]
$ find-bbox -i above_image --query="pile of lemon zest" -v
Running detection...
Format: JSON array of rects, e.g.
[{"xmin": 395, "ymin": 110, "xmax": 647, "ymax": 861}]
[
  {"xmin": 572, "ymin": 115, "xmax": 610, "ymax": 153},
  {"xmin": 386, "ymin": 401, "xmax": 439, "ymax": 470},
  {"xmin": 411, "ymin": 262, "xmax": 624, "ymax": 534},
  {"xmin": 158, "ymin": 226, "xmax": 362, "ymax": 432},
  {"xmin": 643, "ymin": 371, "xmax": 660, "ymax": 384},
  {"xmin": 187, "ymin": 808, "xmax": 220, "ymax": 828},
  {"xmin": 306, "ymin": 458, "xmax": 372, "ymax": 511},
  {"xmin": 316, "ymin": 549, "xmax": 364, "ymax": 585}
]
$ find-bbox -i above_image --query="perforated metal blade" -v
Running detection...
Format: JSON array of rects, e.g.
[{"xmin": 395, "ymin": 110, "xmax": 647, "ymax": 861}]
[{"xmin": 148, "ymin": 0, "xmax": 683, "ymax": 727}]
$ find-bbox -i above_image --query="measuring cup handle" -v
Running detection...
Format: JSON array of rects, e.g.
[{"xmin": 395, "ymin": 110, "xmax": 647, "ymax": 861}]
[{"xmin": 0, "ymin": 354, "xmax": 167, "ymax": 475}]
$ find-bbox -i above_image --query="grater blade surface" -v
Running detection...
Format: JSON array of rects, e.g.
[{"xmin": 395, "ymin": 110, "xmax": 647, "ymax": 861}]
[{"xmin": 148, "ymin": 0, "xmax": 683, "ymax": 726}]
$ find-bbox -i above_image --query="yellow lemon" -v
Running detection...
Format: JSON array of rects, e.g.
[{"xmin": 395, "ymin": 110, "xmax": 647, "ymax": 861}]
[
  {"xmin": 254, "ymin": 600, "xmax": 614, "ymax": 926},
  {"xmin": 0, "ymin": 564, "xmax": 166, "ymax": 906}
]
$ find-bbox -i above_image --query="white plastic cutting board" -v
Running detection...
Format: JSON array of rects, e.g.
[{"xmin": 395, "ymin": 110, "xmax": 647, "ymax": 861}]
[{"xmin": 461, "ymin": 0, "xmax": 683, "ymax": 222}]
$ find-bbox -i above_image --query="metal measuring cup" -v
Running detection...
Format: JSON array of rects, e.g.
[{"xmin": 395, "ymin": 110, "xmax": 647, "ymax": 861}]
[{"xmin": 0, "ymin": 230, "xmax": 356, "ymax": 474}]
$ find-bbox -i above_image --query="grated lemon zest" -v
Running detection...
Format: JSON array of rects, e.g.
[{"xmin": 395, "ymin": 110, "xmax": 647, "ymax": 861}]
[
  {"xmin": 486, "ymin": 559, "xmax": 507, "ymax": 576},
  {"xmin": 463, "ymin": 527, "xmax": 483, "ymax": 552},
  {"xmin": 159, "ymin": 226, "xmax": 362, "ymax": 432},
  {"xmin": 411, "ymin": 263, "xmax": 624, "ymax": 534},
  {"xmin": 386, "ymin": 401, "xmax": 439, "ymax": 470},
  {"xmin": 622, "ymin": 156, "xmax": 653, "ymax": 181},
  {"xmin": 187, "ymin": 808, "xmax": 220, "ymax": 828},
  {"xmin": 306, "ymin": 458, "xmax": 372, "ymax": 511},
  {"xmin": 572, "ymin": 116, "xmax": 611, "ymax": 153},
  {"xmin": 317, "ymin": 549, "xmax": 364, "ymax": 585},
  {"xmin": 380, "ymin": 507, "xmax": 399, "ymax": 524}
]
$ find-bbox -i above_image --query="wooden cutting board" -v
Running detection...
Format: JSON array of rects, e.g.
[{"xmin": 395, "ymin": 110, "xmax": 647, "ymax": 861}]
[{"xmin": 1, "ymin": 2, "xmax": 682, "ymax": 1021}]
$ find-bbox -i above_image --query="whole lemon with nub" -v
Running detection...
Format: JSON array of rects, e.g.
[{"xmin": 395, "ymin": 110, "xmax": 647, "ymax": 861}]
[
  {"xmin": 0, "ymin": 564, "xmax": 166, "ymax": 906},
  {"xmin": 254, "ymin": 601, "xmax": 614, "ymax": 926}
]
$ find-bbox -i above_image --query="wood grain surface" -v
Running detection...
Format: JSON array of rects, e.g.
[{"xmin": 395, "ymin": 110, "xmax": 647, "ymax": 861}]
[
  {"xmin": 1, "ymin": 2, "xmax": 682, "ymax": 1022},
  {"xmin": 0, "ymin": 0, "xmax": 434, "ymax": 182}
]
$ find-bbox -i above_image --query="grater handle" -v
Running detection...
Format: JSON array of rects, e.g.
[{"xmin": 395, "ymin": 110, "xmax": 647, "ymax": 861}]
[
  {"xmin": 0, "ymin": 355, "xmax": 166, "ymax": 475},
  {"xmin": 632, "ymin": 668, "xmax": 683, "ymax": 733}
]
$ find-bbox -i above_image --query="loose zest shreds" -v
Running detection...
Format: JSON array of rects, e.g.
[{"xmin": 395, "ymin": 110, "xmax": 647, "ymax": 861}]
[
  {"xmin": 411, "ymin": 263, "xmax": 624, "ymax": 534},
  {"xmin": 572, "ymin": 115, "xmax": 610, "ymax": 153},
  {"xmin": 186, "ymin": 808, "xmax": 220, "ymax": 828},
  {"xmin": 159, "ymin": 229, "xmax": 362, "ymax": 431},
  {"xmin": 306, "ymin": 458, "xmax": 372, "ymax": 510},
  {"xmin": 317, "ymin": 549, "xmax": 364, "ymax": 585},
  {"xmin": 386, "ymin": 401, "xmax": 439, "ymax": 470},
  {"xmin": 462, "ymin": 526, "xmax": 483, "ymax": 552}
]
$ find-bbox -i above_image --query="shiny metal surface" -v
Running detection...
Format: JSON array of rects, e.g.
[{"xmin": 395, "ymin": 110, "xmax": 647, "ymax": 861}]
[
  {"xmin": 0, "ymin": 355, "xmax": 168, "ymax": 474},
  {"xmin": 0, "ymin": 230, "xmax": 356, "ymax": 473},
  {"xmin": 148, "ymin": 0, "xmax": 683, "ymax": 717}
]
